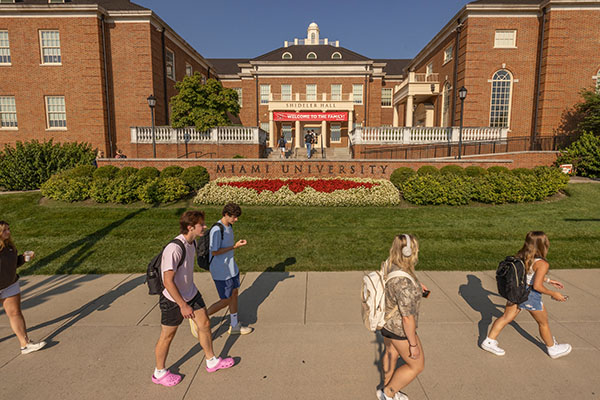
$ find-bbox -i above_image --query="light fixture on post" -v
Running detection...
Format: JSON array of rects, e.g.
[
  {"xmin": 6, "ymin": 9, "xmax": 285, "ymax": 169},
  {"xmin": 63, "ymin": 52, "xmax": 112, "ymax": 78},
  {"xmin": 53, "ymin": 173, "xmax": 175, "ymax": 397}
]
[
  {"xmin": 458, "ymin": 86, "xmax": 467, "ymax": 159},
  {"xmin": 147, "ymin": 94, "xmax": 157, "ymax": 158}
]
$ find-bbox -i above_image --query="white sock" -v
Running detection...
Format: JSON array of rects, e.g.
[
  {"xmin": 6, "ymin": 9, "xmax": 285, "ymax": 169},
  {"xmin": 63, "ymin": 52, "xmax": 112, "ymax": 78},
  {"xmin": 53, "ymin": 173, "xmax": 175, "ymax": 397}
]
[
  {"xmin": 154, "ymin": 368, "xmax": 167, "ymax": 379},
  {"xmin": 206, "ymin": 356, "xmax": 219, "ymax": 368},
  {"xmin": 230, "ymin": 313, "xmax": 238, "ymax": 328}
]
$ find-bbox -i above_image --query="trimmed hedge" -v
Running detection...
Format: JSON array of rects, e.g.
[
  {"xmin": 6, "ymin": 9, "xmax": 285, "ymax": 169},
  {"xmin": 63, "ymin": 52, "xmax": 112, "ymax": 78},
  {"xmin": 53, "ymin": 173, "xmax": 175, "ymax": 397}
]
[
  {"xmin": 160, "ymin": 165, "xmax": 184, "ymax": 178},
  {"xmin": 137, "ymin": 166, "xmax": 160, "ymax": 182},
  {"xmin": 465, "ymin": 166, "xmax": 487, "ymax": 177},
  {"xmin": 181, "ymin": 166, "xmax": 210, "ymax": 190},
  {"xmin": 440, "ymin": 165, "xmax": 465, "ymax": 176},
  {"xmin": 389, "ymin": 167, "xmax": 416, "ymax": 190},
  {"xmin": 417, "ymin": 166, "xmax": 439, "ymax": 175},
  {"xmin": 555, "ymin": 131, "xmax": 600, "ymax": 178},
  {"xmin": 487, "ymin": 166, "xmax": 510, "ymax": 174},
  {"xmin": 403, "ymin": 174, "xmax": 472, "ymax": 205},
  {"xmin": 93, "ymin": 165, "xmax": 119, "ymax": 180}
]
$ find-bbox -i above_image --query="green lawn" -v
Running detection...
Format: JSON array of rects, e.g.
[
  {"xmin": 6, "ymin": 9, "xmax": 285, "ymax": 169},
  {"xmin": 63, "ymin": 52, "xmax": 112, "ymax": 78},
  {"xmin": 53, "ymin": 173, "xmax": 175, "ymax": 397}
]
[{"xmin": 1, "ymin": 183, "xmax": 599, "ymax": 274}]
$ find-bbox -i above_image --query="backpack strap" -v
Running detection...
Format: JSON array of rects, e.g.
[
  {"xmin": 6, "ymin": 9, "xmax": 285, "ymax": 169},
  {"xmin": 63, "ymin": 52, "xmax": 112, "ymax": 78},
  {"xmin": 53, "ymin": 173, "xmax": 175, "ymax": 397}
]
[
  {"xmin": 207, "ymin": 222, "xmax": 226, "ymax": 266},
  {"xmin": 385, "ymin": 270, "xmax": 418, "ymax": 287},
  {"xmin": 168, "ymin": 238, "xmax": 187, "ymax": 273}
]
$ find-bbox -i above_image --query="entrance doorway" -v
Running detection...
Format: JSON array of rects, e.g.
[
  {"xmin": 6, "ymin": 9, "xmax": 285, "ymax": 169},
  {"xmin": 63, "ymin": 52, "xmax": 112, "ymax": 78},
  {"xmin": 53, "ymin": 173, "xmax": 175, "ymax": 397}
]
[{"xmin": 303, "ymin": 127, "xmax": 322, "ymax": 147}]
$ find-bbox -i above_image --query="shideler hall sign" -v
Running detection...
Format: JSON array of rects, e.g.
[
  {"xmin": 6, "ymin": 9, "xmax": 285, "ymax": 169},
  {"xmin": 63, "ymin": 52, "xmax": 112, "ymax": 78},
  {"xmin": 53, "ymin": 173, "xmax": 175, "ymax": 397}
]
[{"xmin": 273, "ymin": 112, "xmax": 348, "ymax": 121}]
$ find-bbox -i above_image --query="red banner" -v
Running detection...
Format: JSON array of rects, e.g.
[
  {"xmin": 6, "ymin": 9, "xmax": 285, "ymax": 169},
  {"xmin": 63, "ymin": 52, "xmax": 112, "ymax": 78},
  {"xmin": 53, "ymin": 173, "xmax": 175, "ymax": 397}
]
[{"xmin": 273, "ymin": 112, "xmax": 348, "ymax": 122}]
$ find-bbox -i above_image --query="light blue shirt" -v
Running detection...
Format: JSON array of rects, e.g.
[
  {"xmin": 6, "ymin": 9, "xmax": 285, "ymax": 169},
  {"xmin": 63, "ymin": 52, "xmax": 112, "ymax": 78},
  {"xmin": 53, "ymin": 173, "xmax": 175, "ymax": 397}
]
[{"xmin": 209, "ymin": 223, "xmax": 239, "ymax": 281}]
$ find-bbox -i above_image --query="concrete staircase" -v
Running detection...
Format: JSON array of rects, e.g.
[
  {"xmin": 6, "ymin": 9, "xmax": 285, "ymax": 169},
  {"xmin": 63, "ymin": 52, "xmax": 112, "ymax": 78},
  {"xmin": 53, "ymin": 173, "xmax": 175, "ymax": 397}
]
[{"xmin": 267, "ymin": 147, "xmax": 352, "ymax": 160}]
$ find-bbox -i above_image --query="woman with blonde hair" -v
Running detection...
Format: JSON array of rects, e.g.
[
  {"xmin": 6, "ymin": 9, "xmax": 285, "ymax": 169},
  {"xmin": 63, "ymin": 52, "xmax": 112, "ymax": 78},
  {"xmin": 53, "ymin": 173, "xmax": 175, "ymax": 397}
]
[
  {"xmin": 0, "ymin": 221, "xmax": 46, "ymax": 354},
  {"xmin": 481, "ymin": 231, "xmax": 571, "ymax": 359},
  {"xmin": 377, "ymin": 234, "xmax": 425, "ymax": 400}
]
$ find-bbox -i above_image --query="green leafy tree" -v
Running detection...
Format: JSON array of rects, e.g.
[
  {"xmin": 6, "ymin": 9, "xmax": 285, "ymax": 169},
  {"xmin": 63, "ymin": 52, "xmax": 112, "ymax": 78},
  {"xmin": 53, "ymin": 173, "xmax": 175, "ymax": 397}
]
[
  {"xmin": 555, "ymin": 131, "xmax": 600, "ymax": 178},
  {"xmin": 170, "ymin": 75, "xmax": 240, "ymax": 131},
  {"xmin": 557, "ymin": 89, "xmax": 600, "ymax": 138}
]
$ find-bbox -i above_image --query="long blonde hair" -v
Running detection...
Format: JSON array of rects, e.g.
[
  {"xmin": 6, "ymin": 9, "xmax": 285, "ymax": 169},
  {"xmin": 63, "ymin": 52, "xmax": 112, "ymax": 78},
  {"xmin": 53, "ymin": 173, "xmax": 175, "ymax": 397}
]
[
  {"xmin": 383, "ymin": 234, "xmax": 419, "ymax": 280},
  {"xmin": 516, "ymin": 231, "xmax": 549, "ymax": 272},
  {"xmin": 0, "ymin": 221, "xmax": 16, "ymax": 252}
]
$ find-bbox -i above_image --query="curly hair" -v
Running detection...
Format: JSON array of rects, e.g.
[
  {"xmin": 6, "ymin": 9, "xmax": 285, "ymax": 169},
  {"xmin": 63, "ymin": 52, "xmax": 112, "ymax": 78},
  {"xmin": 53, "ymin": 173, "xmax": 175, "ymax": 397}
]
[{"xmin": 222, "ymin": 203, "xmax": 242, "ymax": 217}]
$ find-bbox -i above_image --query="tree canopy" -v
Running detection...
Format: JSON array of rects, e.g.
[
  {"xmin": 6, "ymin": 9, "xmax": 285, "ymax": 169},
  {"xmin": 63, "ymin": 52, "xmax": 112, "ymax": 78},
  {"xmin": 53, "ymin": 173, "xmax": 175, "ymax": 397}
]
[{"xmin": 557, "ymin": 89, "xmax": 600, "ymax": 138}]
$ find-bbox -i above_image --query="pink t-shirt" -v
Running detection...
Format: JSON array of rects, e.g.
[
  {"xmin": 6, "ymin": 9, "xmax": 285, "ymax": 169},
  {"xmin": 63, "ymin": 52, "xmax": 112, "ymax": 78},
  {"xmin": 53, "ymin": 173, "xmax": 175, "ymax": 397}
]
[{"xmin": 160, "ymin": 234, "xmax": 198, "ymax": 302}]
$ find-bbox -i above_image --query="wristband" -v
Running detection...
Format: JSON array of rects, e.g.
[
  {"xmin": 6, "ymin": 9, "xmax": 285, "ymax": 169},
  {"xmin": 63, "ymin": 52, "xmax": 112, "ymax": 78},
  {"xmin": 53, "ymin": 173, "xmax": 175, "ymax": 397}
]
[{"xmin": 409, "ymin": 344, "xmax": 417, "ymax": 347}]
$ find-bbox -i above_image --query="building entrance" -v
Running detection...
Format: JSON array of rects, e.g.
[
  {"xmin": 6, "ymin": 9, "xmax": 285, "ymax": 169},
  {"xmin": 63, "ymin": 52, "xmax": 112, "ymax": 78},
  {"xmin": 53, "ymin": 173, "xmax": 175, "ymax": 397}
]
[{"xmin": 303, "ymin": 127, "xmax": 322, "ymax": 148}]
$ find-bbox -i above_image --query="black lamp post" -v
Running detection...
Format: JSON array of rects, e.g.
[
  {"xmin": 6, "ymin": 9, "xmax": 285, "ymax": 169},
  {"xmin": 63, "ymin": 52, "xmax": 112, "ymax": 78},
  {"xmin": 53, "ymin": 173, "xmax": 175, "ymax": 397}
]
[
  {"xmin": 458, "ymin": 86, "xmax": 467, "ymax": 159},
  {"xmin": 147, "ymin": 94, "xmax": 157, "ymax": 158}
]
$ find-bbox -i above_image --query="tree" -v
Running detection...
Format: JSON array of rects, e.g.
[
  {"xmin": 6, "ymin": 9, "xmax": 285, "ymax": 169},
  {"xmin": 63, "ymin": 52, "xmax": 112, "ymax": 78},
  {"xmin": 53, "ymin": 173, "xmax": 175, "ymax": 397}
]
[
  {"xmin": 170, "ymin": 75, "xmax": 240, "ymax": 131},
  {"xmin": 555, "ymin": 131, "xmax": 600, "ymax": 178},
  {"xmin": 556, "ymin": 89, "xmax": 600, "ymax": 138}
]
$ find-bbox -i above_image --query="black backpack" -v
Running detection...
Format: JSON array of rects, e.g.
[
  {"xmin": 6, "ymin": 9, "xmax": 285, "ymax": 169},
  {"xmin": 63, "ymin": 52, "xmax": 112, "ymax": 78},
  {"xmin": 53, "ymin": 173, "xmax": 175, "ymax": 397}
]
[
  {"xmin": 196, "ymin": 222, "xmax": 225, "ymax": 271},
  {"xmin": 496, "ymin": 256, "xmax": 530, "ymax": 304},
  {"xmin": 145, "ymin": 239, "xmax": 186, "ymax": 295}
]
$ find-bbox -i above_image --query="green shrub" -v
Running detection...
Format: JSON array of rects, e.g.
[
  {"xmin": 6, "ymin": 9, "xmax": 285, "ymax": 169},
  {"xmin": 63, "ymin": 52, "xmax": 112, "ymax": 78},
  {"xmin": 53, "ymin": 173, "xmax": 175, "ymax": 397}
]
[
  {"xmin": 159, "ymin": 177, "xmax": 190, "ymax": 203},
  {"xmin": 41, "ymin": 175, "xmax": 91, "ymax": 202},
  {"xmin": 137, "ymin": 178, "xmax": 161, "ymax": 204},
  {"xmin": 233, "ymin": 155, "xmax": 245, "ymax": 159},
  {"xmin": 137, "ymin": 166, "xmax": 160, "ymax": 182},
  {"xmin": 472, "ymin": 174, "xmax": 533, "ymax": 204},
  {"xmin": 108, "ymin": 175, "xmax": 143, "ymax": 204},
  {"xmin": 402, "ymin": 174, "xmax": 472, "ymax": 206},
  {"xmin": 464, "ymin": 166, "xmax": 487, "ymax": 177},
  {"xmin": 511, "ymin": 168, "xmax": 533, "ymax": 176},
  {"xmin": 181, "ymin": 166, "xmax": 210, "ymax": 191},
  {"xmin": 0, "ymin": 140, "xmax": 95, "ymax": 190},
  {"xmin": 160, "ymin": 165, "xmax": 184, "ymax": 178},
  {"xmin": 61, "ymin": 165, "xmax": 95, "ymax": 179},
  {"xmin": 440, "ymin": 165, "xmax": 465, "ymax": 176},
  {"xmin": 487, "ymin": 166, "xmax": 510, "ymax": 174},
  {"xmin": 532, "ymin": 166, "xmax": 570, "ymax": 198},
  {"xmin": 417, "ymin": 166, "xmax": 440, "ymax": 175},
  {"xmin": 117, "ymin": 166, "xmax": 138, "ymax": 178},
  {"xmin": 555, "ymin": 131, "xmax": 600, "ymax": 178},
  {"xmin": 90, "ymin": 178, "xmax": 113, "ymax": 203},
  {"xmin": 93, "ymin": 165, "xmax": 119, "ymax": 181},
  {"xmin": 389, "ymin": 167, "xmax": 416, "ymax": 190}
]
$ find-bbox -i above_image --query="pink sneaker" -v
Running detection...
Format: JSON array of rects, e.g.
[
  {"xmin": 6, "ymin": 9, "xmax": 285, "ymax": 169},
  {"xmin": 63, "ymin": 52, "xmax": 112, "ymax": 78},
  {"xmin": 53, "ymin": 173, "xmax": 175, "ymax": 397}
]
[
  {"xmin": 152, "ymin": 370, "xmax": 182, "ymax": 387},
  {"xmin": 206, "ymin": 357, "xmax": 235, "ymax": 373}
]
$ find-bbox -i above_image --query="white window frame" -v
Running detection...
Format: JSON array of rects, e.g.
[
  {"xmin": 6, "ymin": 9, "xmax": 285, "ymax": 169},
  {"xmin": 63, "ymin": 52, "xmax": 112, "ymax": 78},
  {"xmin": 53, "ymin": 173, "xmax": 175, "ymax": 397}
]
[
  {"xmin": 330, "ymin": 123, "xmax": 341, "ymax": 143},
  {"xmin": 165, "ymin": 48, "xmax": 175, "ymax": 81},
  {"xmin": 426, "ymin": 63, "xmax": 433, "ymax": 77},
  {"xmin": 282, "ymin": 52, "xmax": 292, "ymax": 60},
  {"xmin": 39, "ymin": 30, "xmax": 61, "ymax": 65},
  {"xmin": 306, "ymin": 84, "xmax": 316, "ymax": 101},
  {"xmin": 494, "ymin": 30, "xmax": 517, "ymax": 48},
  {"xmin": 45, "ymin": 96, "xmax": 67, "ymax": 130},
  {"xmin": 381, "ymin": 88, "xmax": 393, "ymax": 107},
  {"xmin": 331, "ymin": 52, "xmax": 342, "ymax": 60},
  {"xmin": 233, "ymin": 87, "xmax": 242, "ymax": 107},
  {"xmin": 352, "ymin": 84, "xmax": 363, "ymax": 104},
  {"xmin": 281, "ymin": 84, "xmax": 292, "ymax": 101},
  {"xmin": 307, "ymin": 52, "xmax": 317, "ymax": 60},
  {"xmin": 443, "ymin": 46, "xmax": 453, "ymax": 65},
  {"xmin": 0, "ymin": 96, "xmax": 18, "ymax": 129},
  {"xmin": 489, "ymin": 70, "xmax": 513, "ymax": 128},
  {"xmin": 331, "ymin": 84, "xmax": 341, "ymax": 101},
  {"xmin": 0, "ymin": 31, "xmax": 11, "ymax": 65},
  {"xmin": 260, "ymin": 122, "xmax": 269, "ymax": 132},
  {"xmin": 282, "ymin": 123, "xmax": 292, "ymax": 142},
  {"xmin": 185, "ymin": 63, "xmax": 193, "ymax": 77},
  {"xmin": 260, "ymin": 85, "xmax": 270, "ymax": 104},
  {"xmin": 442, "ymin": 82, "xmax": 452, "ymax": 127}
]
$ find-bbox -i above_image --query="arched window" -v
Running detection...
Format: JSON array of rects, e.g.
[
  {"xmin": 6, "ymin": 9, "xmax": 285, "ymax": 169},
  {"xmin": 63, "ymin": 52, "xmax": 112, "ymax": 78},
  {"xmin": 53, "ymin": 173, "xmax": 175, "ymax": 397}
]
[
  {"xmin": 489, "ymin": 69, "xmax": 513, "ymax": 128},
  {"xmin": 442, "ymin": 82, "xmax": 452, "ymax": 127},
  {"xmin": 331, "ymin": 52, "xmax": 342, "ymax": 60},
  {"xmin": 282, "ymin": 52, "xmax": 292, "ymax": 60},
  {"xmin": 306, "ymin": 52, "xmax": 317, "ymax": 60}
]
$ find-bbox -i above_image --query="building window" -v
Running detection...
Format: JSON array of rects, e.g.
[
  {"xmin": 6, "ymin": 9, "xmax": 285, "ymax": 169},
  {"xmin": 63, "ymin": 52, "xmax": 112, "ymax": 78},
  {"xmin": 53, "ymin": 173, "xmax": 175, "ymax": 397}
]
[
  {"xmin": 185, "ymin": 63, "xmax": 193, "ymax": 77},
  {"xmin": 40, "ymin": 30, "xmax": 61, "ymax": 64},
  {"xmin": 48, "ymin": 0, "xmax": 65, "ymax": 3},
  {"xmin": 307, "ymin": 52, "xmax": 317, "ymax": 60},
  {"xmin": 495, "ymin": 30, "xmax": 517, "ymax": 48},
  {"xmin": 282, "ymin": 52, "xmax": 292, "ymax": 60},
  {"xmin": 444, "ymin": 46, "xmax": 453, "ymax": 64},
  {"xmin": 331, "ymin": 84, "xmax": 341, "ymax": 101},
  {"xmin": 426, "ymin": 63, "xmax": 433, "ymax": 76},
  {"xmin": 280, "ymin": 84, "xmax": 292, "ymax": 101},
  {"xmin": 331, "ymin": 52, "xmax": 342, "ymax": 60},
  {"xmin": 0, "ymin": 96, "xmax": 17, "ymax": 128},
  {"xmin": 595, "ymin": 70, "xmax": 600, "ymax": 94},
  {"xmin": 260, "ymin": 85, "xmax": 270, "ymax": 104},
  {"xmin": 0, "ymin": 31, "xmax": 10, "ymax": 64},
  {"xmin": 282, "ymin": 123, "xmax": 292, "ymax": 142},
  {"xmin": 233, "ymin": 88, "xmax": 242, "ymax": 107},
  {"xmin": 260, "ymin": 122, "xmax": 269, "ymax": 132},
  {"xmin": 381, "ymin": 88, "xmax": 393, "ymax": 107},
  {"xmin": 330, "ymin": 123, "xmax": 341, "ymax": 142},
  {"xmin": 201, "ymin": 75, "xmax": 207, "ymax": 84},
  {"xmin": 490, "ymin": 70, "xmax": 513, "ymax": 128},
  {"xmin": 165, "ymin": 48, "xmax": 175, "ymax": 80},
  {"xmin": 442, "ymin": 83, "xmax": 451, "ymax": 127},
  {"xmin": 352, "ymin": 84, "xmax": 363, "ymax": 104},
  {"xmin": 306, "ymin": 84, "xmax": 316, "ymax": 101},
  {"xmin": 45, "ymin": 96, "xmax": 66, "ymax": 129}
]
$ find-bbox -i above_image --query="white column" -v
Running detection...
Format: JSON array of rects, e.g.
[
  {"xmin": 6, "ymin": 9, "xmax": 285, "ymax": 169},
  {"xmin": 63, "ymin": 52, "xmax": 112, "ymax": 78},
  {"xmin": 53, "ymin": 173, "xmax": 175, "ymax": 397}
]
[
  {"xmin": 393, "ymin": 105, "xmax": 399, "ymax": 127},
  {"xmin": 269, "ymin": 111, "xmax": 275, "ymax": 147},
  {"xmin": 295, "ymin": 120, "xmax": 301, "ymax": 148},
  {"xmin": 321, "ymin": 120, "xmax": 327, "ymax": 147},
  {"xmin": 406, "ymin": 96, "xmax": 414, "ymax": 127},
  {"xmin": 348, "ymin": 110, "xmax": 354, "ymax": 136}
]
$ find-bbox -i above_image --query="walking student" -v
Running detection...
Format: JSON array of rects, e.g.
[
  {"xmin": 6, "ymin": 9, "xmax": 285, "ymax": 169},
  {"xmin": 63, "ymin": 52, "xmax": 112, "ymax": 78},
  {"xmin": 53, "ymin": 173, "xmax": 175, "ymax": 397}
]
[
  {"xmin": 153, "ymin": 211, "xmax": 234, "ymax": 387},
  {"xmin": 206, "ymin": 203, "xmax": 253, "ymax": 335},
  {"xmin": 0, "ymin": 221, "xmax": 46, "ymax": 355},
  {"xmin": 481, "ymin": 231, "xmax": 571, "ymax": 359},
  {"xmin": 378, "ymin": 234, "xmax": 425, "ymax": 400},
  {"xmin": 304, "ymin": 130, "xmax": 314, "ymax": 159},
  {"xmin": 277, "ymin": 135, "xmax": 286, "ymax": 158}
]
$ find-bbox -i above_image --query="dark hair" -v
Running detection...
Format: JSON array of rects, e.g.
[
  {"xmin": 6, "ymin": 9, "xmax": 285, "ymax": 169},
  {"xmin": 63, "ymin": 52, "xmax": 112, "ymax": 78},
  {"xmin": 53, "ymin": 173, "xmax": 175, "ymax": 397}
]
[
  {"xmin": 179, "ymin": 210, "xmax": 205, "ymax": 234},
  {"xmin": 222, "ymin": 203, "xmax": 242, "ymax": 217}
]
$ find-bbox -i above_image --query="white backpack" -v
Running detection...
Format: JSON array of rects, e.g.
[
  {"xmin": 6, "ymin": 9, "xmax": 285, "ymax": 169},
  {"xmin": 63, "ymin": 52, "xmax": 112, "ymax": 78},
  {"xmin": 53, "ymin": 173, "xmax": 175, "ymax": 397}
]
[{"xmin": 361, "ymin": 265, "xmax": 417, "ymax": 332}]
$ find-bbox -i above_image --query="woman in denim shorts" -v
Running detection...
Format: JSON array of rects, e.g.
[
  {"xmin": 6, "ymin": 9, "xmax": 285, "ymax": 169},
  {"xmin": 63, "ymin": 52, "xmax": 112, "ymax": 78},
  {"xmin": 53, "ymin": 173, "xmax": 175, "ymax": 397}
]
[{"xmin": 481, "ymin": 231, "xmax": 572, "ymax": 359}]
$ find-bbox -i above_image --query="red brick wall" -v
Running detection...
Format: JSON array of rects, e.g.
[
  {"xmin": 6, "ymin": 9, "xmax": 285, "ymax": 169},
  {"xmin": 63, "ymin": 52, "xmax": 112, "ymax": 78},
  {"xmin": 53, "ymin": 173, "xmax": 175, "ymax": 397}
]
[{"xmin": 129, "ymin": 143, "xmax": 264, "ymax": 159}]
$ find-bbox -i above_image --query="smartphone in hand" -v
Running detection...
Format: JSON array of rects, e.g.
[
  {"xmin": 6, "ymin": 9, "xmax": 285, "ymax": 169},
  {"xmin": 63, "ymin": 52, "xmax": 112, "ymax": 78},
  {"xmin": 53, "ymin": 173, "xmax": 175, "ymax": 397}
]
[{"xmin": 422, "ymin": 290, "xmax": 431, "ymax": 298}]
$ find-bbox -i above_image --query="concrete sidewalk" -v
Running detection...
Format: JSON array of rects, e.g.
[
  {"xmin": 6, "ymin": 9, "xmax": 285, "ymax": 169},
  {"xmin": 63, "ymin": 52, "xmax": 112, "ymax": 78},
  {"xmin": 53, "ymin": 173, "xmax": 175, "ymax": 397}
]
[{"xmin": 0, "ymin": 270, "xmax": 598, "ymax": 400}]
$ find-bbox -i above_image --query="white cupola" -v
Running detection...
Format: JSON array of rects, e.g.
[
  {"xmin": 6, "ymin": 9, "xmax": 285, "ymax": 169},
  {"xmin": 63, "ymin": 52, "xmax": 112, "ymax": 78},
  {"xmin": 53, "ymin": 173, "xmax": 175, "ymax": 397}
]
[{"xmin": 307, "ymin": 22, "xmax": 320, "ymax": 44}]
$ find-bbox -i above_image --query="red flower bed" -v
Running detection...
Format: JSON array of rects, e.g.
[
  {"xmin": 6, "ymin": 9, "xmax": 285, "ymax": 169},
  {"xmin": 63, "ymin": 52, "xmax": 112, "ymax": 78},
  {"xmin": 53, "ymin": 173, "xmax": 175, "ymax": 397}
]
[{"xmin": 217, "ymin": 179, "xmax": 377, "ymax": 194}]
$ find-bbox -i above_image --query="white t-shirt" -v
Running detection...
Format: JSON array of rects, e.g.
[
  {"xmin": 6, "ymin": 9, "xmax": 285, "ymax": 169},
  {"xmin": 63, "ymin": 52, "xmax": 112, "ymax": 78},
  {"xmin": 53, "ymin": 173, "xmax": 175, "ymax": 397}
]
[
  {"xmin": 526, "ymin": 257, "xmax": 544, "ymax": 286},
  {"xmin": 160, "ymin": 234, "xmax": 198, "ymax": 302}
]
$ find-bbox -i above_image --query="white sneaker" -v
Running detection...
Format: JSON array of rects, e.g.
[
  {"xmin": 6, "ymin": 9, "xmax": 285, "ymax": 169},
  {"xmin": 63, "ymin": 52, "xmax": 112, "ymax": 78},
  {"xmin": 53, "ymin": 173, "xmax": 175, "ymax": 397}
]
[
  {"xmin": 481, "ymin": 337, "xmax": 505, "ymax": 356},
  {"xmin": 21, "ymin": 340, "xmax": 46, "ymax": 355},
  {"xmin": 376, "ymin": 389, "xmax": 392, "ymax": 400},
  {"xmin": 547, "ymin": 339, "xmax": 572, "ymax": 359},
  {"xmin": 228, "ymin": 324, "xmax": 254, "ymax": 335},
  {"xmin": 394, "ymin": 391, "xmax": 409, "ymax": 400}
]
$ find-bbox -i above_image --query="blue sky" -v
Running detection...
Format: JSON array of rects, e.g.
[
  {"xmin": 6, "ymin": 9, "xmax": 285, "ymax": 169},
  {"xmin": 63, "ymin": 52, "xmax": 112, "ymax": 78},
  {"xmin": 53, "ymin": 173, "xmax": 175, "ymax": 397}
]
[{"xmin": 135, "ymin": 0, "xmax": 470, "ymax": 59}]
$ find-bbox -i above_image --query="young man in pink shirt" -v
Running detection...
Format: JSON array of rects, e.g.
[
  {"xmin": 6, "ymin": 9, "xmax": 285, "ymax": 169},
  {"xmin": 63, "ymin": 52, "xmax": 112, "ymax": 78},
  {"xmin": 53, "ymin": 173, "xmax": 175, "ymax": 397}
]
[{"xmin": 152, "ymin": 210, "xmax": 235, "ymax": 387}]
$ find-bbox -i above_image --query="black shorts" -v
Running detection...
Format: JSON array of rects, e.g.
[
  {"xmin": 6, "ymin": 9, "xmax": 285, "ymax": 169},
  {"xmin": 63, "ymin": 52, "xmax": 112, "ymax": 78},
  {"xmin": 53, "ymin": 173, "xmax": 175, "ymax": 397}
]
[
  {"xmin": 159, "ymin": 291, "xmax": 206, "ymax": 327},
  {"xmin": 380, "ymin": 327, "xmax": 408, "ymax": 341}
]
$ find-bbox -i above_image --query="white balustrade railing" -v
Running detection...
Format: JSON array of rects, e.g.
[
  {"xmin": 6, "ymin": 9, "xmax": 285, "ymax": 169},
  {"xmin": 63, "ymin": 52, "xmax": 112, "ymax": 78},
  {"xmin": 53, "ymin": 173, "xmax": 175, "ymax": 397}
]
[
  {"xmin": 349, "ymin": 127, "xmax": 508, "ymax": 145},
  {"xmin": 131, "ymin": 126, "xmax": 267, "ymax": 146}
]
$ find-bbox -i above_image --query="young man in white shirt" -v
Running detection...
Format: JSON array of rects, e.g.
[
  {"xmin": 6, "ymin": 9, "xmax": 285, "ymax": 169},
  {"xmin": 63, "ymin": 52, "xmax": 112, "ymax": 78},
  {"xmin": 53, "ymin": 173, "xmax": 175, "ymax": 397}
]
[{"xmin": 153, "ymin": 210, "xmax": 235, "ymax": 387}]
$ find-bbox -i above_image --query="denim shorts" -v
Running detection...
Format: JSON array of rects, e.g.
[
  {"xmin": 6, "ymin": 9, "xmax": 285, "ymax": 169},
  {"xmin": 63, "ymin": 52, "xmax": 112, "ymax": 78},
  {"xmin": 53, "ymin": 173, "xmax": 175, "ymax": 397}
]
[
  {"xmin": 0, "ymin": 281, "xmax": 20, "ymax": 299},
  {"xmin": 519, "ymin": 288, "xmax": 544, "ymax": 311},
  {"xmin": 214, "ymin": 274, "xmax": 240, "ymax": 300}
]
